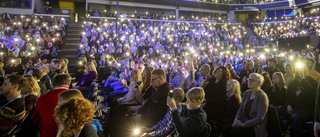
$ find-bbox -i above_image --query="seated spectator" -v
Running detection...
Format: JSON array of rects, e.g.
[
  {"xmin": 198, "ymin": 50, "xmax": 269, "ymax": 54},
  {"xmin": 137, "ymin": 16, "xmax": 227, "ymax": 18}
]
[
  {"xmin": 39, "ymin": 65, "xmax": 52, "ymax": 91},
  {"xmin": 19, "ymin": 51, "xmax": 28, "ymax": 65},
  {"xmin": 226, "ymin": 63, "xmax": 240, "ymax": 80},
  {"xmin": 21, "ymin": 76, "xmax": 40, "ymax": 112},
  {"xmin": 41, "ymin": 49, "xmax": 53, "ymax": 62},
  {"xmin": 305, "ymin": 57, "xmax": 320, "ymax": 83},
  {"xmin": 32, "ymin": 74, "xmax": 71, "ymax": 137},
  {"xmin": 225, "ymin": 79, "xmax": 241, "ymax": 124},
  {"xmin": 48, "ymin": 59, "xmax": 63, "ymax": 79},
  {"xmin": 75, "ymin": 57, "xmax": 87, "ymax": 81},
  {"xmin": 283, "ymin": 63, "xmax": 295, "ymax": 87},
  {"xmin": 141, "ymin": 88, "xmax": 185, "ymax": 137},
  {"xmin": 197, "ymin": 64, "xmax": 211, "ymax": 87},
  {"xmin": 238, "ymin": 60, "xmax": 254, "ymax": 93},
  {"xmin": 171, "ymin": 66, "xmax": 186, "ymax": 88},
  {"xmin": 47, "ymin": 42, "xmax": 57, "ymax": 57},
  {"xmin": 0, "ymin": 76, "xmax": 26, "ymax": 132},
  {"xmin": 10, "ymin": 43, "xmax": 20, "ymax": 57},
  {"xmin": 271, "ymin": 72, "xmax": 286, "ymax": 107},
  {"xmin": 278, "ymin": 66, "xmax": 317, "ymax": 137},
  {"xmin": 117, "ymin": 69, "xmax": 143, "ymax": 105},
  {"xmin": 60, "ymin": 59, "xmax": 68, "ymax": 74},
  {"xmin": 55, "ymin": 98, "xmax": 98, "ymax": 137},
  {"xmin": 223, "ymin": 73, "xmax": 269, "ymax": 137},
  {"xmin": 261, "ymin": 72, "xmax": 273, "ymax": 100},
  {"xmin": 141, "ymin": 66, "xmax": 154, "ymax": 92},
  {"xmin": 126, "ymin": 66, "xmax": 155, "ymax": 113},
  {"xmin": 137, "ymin": 68, "xmax": 172, "ymax": 127},
  {"xmin": 253, "ymin": 57, "xmax": 262, "ymax": 73},
  {"xmin": 28, "ymin": 68, "xmax": 48, "ymax": 96},
  {"xmin": 74, "ymin": 62, "xmax": 97, "ymax": 93},
  {"xmin": 167, "ymin": 87, "xmax": 207, "ymax": 137},
  {"xmin": 203, "ymin": 66, "xmax": 230, "ymax": 123},
  {"xmin": 263, "ymin": 58, "xmax": 280, "ymax": 79},
  {"xmin": 16, "ymin": 76, "xmax": 40, "ymax": 137},
  {"xmin": 5, "ymin": 58, "xmax": 24, "ymax": 75}
]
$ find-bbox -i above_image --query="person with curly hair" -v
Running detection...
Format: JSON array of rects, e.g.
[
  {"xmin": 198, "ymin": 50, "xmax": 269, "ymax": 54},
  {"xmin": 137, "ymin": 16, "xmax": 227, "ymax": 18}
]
[
  {"xmin": 55, "ymin": 98, "xmax": 98, "ymax": 137},
  {"xmin": 203, "ymin": 65, "xmax": 230, "ymax": 123}
]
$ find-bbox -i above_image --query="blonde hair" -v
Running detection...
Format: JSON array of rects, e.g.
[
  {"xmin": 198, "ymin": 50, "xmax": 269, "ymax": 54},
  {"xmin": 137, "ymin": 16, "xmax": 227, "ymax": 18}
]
[
  {"xmin": 85, "ymin": 62, "xmax": 97, "ymax": 73},
  {"xmin": 226, "ymin": 79, "xmax": 241, "ymax": 103},
  {"xmin": 0, "ymin": 62, "xmax": 4, "ymax": 68},
  {"xmin": 54, "ymin": 98, "xmax": 95, "ymax": 137},
  {"xmin": 21, "ymin": 77, "xmax": 40, "ymax": 96},
  {"xmin": 249, "ymin": 73, "xmax": 264, "ymax": 85},
  {"xmin": 39, "ymin": 65, "xmax": 50, "ymax": 74},
  {"xmin": 130, "ymin": 69, "xmax": 142, "ymax": 83},
  {"xmin": 186, "ymin": 87, "xmax": 205, "ymax": 103}
]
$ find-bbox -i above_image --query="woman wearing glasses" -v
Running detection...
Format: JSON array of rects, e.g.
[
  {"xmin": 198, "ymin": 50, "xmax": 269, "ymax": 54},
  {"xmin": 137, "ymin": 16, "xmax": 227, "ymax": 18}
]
[{"xmin": 223, "ymin": 73, "xmax": 269, "ymax": 137}]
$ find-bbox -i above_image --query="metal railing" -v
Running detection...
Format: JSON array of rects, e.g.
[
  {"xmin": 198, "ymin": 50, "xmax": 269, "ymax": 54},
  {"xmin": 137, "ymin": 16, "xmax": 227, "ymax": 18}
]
[{"xmin": 88, "ymin": 16, "xmax": 241, "ymax": 25}]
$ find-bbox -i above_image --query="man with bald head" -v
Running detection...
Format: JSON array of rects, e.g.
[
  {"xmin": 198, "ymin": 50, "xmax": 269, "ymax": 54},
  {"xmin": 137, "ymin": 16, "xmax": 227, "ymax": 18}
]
[{"xmin": 238, "ymin": 60, "xmax": 254, "ymax": 93}]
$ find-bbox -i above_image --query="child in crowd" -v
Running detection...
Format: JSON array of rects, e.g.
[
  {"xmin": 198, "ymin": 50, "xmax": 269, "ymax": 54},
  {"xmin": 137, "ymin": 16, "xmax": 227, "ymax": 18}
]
[
  {"xmin": 167, "ymin": 87, "xmax": 207, "ymax": 137},
  {"xmin": 225, "ymin": 79, "xmax": 241, "ymax": 123}
]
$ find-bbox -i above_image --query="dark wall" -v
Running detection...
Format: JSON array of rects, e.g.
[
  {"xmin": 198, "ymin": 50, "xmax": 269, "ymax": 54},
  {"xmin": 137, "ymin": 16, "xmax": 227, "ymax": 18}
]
[
  {"xmin": 74, "ymin": 2, "xmax": 86, "ymax": 21},
  {"xmin": 278, "ymin": 36, "xmax": 320, "ymax": 51}
]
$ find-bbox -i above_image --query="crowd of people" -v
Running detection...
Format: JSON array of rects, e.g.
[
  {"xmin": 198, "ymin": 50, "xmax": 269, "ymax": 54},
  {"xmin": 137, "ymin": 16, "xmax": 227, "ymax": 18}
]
[
  {"xmin": 0, "ymin": 12, "xmax": 67, "ymax": 74},
  {"xmin": 2, "ymin": 11, "xmax": 320, "ymax": 137},
  {"xmin": 253, "ymin": 17, "xmax": 320, "ymax": 42},
  {"xmin": 252, "ymin": 9, "xmax": 320, "ymax": 44},
  {"xmin": 76, "ymin": 17, "xmax": 320, "ymax": 137}
]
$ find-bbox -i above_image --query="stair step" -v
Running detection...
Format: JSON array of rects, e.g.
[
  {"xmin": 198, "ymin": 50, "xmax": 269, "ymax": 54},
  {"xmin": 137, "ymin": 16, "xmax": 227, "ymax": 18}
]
[
  {"xmin": 68, "ymin": 26, "xmax": 82, "ymax": 28},
  {"xmin": 66, "ymin": 38, "xmax": 80, "ymax": 40},
  {"xmin": 68, "ymin": 29, "xmax": 83, "ymax": 32},
  {"xmin": 65, "ymin": 40, "xmax": 80, "ymax": 43},
  {"xmin": 59, "ymin": 49, "xmax": 78, "ymax": 52},
  {"xmin": 61, "ymin": 54, "xmax": 78, "ymax": 58},
  {"xmin": 67, "ymin": 33, "xmax": 81, "ymax": 36},
  {"xmin": 58, "ymin": 51, "xmax": 77, "ymax": 55},
  {"xmin": 68, "ymin": 22, "xmax": 83, "ymax": 25},
  {"xmin": 65, "ymin": 42, "xmax": 80, "ymax": 46},
  {"xmin": 65, "ymin": 35, "xmax": 80, "ymax": 38}
]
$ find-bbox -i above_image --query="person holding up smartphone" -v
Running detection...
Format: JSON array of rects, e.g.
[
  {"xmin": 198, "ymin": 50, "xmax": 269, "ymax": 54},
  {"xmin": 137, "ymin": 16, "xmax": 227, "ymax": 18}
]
[{"xmin": 141, "ymin": 88, "xmax": 185, "ymax": 137}]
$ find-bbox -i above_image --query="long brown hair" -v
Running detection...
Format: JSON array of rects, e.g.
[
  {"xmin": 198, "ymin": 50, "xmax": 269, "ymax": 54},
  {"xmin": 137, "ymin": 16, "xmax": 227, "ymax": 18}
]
[
  {"xmin": 272, "ymin": 72, "xmax": 286, "ymax": 91},
  {"xmin": 213, "ymin": 66, "xmax": 230, "ymax": 82},
  {"xmin": 142, "ymin": 66, "xmax": 155, "ymax": 94},
  {"xmin": 261, "ymin": 72, "xmax": 273, "ymax": 87}
]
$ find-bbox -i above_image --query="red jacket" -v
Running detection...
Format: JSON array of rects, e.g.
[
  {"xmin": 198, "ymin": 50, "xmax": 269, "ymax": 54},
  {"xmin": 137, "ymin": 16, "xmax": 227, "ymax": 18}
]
[{"xmin": 32, "ymin": 87, "xmax": 69, "ymax": 137}]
